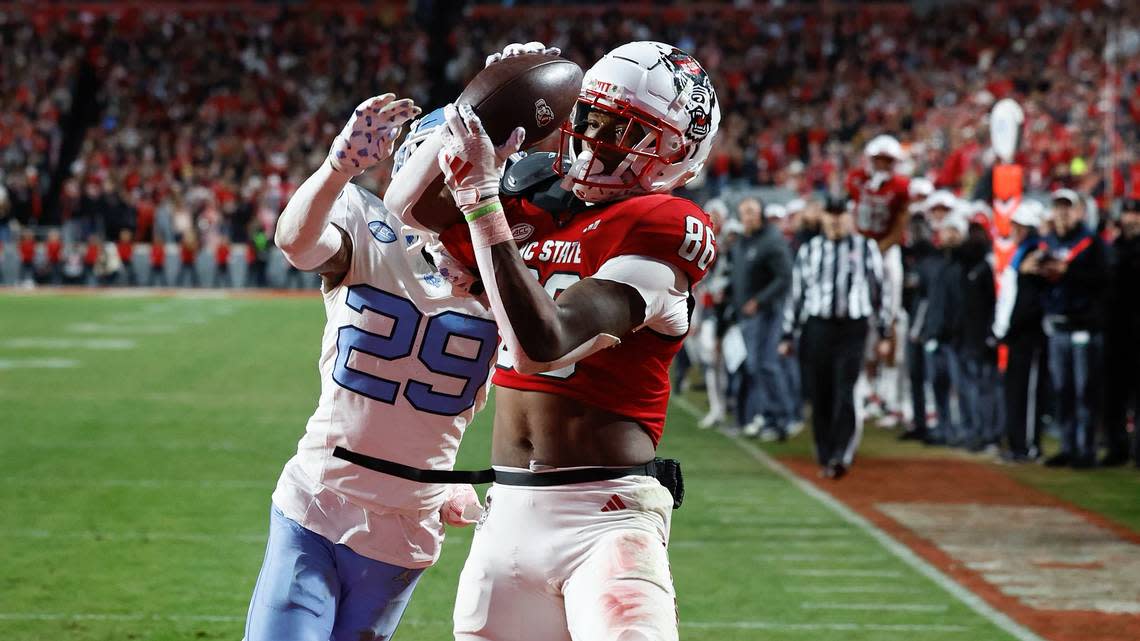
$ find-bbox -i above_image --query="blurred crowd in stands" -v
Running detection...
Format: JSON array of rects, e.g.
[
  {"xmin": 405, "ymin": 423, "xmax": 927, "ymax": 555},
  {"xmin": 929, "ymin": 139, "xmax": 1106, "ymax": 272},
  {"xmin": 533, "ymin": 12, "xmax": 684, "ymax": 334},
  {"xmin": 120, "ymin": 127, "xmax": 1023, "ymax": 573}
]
[
  {"xmin": 3, "ymin": 2, "xmax": 1139, "ymax": 287},
  {"xmin": 0, "ymin": 2, "xmax": 1137, "ymax": 464}
]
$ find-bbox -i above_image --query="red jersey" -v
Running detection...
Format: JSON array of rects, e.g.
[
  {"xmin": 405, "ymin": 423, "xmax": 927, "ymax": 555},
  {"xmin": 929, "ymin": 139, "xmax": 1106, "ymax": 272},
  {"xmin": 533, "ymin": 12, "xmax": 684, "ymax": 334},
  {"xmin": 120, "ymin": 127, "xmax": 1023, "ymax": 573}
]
[
  {"xmin": 150, "ymin": 242, "xmax": 166, "ymax": 267},
  {"xmin": 442, "ymin": 194, "xmax": 716, "ymax": 445},
  {"xmin": 84, "ymin": 242, "xmax": 100, "ymax": 266},
  {"xmin": 116, "ymin": 240, "xmax": 133, "ymax": 263},
  {"xmin": 846, "ymin": 169, "xmax": 910, "ymax": 241},
  {"xmin": 19, "ymin": 238, "xmax": 36, "ymax": 263},
  {"xmin": 216, "ymin": 244, "xmax": 230, "ymax": 266},
  {"xmin": 45, "ymin": 239, "xmax": 62, "ymax": 264}
]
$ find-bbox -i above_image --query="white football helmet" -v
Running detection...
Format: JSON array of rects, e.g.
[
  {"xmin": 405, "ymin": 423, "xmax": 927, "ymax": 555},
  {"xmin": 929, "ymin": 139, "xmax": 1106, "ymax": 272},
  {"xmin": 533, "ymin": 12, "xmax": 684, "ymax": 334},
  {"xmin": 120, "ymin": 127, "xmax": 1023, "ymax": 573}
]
[
  {"xmin": 864, "ymin": 134, "xmax": 905, "ymax": 162},
  {"xmin": 556, "ymin": 41, "xmax": 721, "ymax": 204}
]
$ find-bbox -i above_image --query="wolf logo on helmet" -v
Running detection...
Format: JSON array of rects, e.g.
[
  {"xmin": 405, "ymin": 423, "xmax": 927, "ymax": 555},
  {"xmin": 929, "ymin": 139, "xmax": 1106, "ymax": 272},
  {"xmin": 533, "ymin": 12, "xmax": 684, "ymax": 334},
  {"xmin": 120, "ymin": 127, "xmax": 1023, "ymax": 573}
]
[{"xmin": 685, "ymin": 84, "xmax": 714, "ymax": 143}]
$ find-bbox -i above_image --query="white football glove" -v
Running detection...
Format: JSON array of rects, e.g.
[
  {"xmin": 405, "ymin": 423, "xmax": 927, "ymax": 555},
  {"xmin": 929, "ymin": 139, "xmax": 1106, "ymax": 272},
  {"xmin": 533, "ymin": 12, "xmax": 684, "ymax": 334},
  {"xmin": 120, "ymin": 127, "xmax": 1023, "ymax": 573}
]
[
  {"xmin": 425, "ymin": 239, "xmax": 482, "ymax": 298},
  {"xmin": 329, "ymin": 94, "xmax": 420, "ymax": 176},
  {"xmin": 440, "ymin": 484, "xmax": 483, "ymax": 527},
  {"xmin": 437, "ymin": 103, "xmax": 525, "ymax": 213},
  {"xmin": 484, "ymin": 41, "xmax": 561, "ymax": 68}
]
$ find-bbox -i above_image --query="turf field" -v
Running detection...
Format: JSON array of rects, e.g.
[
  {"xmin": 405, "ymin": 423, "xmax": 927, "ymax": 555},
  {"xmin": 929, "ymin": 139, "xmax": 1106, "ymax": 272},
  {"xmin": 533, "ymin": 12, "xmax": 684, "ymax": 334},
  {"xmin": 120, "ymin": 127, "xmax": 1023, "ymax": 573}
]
[{"xmin": 1, "ymin": 292, "xmax": 1135, "ymax": 640}]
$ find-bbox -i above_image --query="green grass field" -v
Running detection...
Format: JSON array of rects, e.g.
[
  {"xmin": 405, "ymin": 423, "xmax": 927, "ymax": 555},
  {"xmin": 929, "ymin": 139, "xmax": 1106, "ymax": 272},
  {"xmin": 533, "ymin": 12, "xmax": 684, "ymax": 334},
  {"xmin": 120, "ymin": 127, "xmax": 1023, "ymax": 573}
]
[{"xmin": 0, "ymin": 292, "xmax": 1134, "ymax": 640}]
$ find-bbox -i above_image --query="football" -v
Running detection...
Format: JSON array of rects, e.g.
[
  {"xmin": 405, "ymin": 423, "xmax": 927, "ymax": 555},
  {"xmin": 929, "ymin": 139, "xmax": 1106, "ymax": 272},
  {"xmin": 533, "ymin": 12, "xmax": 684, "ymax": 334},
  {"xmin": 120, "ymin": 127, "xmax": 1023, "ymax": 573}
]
[{"xmin": 458, "ymin": 53, "xmax": 583, "ymax": 147}]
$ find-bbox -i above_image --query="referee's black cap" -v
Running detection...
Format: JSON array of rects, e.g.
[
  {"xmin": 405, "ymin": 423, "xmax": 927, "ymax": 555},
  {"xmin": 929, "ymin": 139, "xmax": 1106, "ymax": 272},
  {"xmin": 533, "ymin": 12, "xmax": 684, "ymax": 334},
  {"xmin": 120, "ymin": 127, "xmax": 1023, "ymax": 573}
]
[{"xmin": 823, "ymin": 196, "xmax": 850, "ymax": 215}]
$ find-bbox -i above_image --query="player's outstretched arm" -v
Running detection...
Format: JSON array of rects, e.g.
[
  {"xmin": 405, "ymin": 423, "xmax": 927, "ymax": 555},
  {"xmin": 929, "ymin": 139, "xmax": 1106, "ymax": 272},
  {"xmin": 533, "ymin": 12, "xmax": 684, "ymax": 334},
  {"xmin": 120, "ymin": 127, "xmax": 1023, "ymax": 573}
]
[
  {"xmin": 276, "ymin": 94, "xmax": 419, "ymax": 279},
  {"xmin": 437, "ymin": 103, "xmax": 642, "ymax": 372}
]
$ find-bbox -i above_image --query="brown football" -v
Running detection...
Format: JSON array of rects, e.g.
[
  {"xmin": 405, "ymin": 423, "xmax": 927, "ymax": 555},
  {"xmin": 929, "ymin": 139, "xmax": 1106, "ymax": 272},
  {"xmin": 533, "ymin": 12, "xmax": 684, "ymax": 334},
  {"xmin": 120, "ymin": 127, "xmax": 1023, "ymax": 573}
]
[{"xmin": 457, "ymin": 53, "xmax": 583, "ymax": 148}]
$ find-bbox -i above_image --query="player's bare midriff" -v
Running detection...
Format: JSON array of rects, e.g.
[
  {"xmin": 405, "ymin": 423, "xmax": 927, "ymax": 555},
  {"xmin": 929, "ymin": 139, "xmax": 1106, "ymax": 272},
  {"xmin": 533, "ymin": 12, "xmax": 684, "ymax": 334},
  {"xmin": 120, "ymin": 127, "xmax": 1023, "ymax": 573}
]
[{"xmin": 491, "ymin": 387, "xmax": 657, "ymax": 468}]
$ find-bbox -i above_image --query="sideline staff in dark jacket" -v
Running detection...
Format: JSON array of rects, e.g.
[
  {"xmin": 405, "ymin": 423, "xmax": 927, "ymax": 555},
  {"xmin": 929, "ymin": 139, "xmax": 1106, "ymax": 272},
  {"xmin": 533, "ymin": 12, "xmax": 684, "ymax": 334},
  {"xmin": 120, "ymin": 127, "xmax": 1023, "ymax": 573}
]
[
  {"xmin": 956, "ymin": 222, "xmax": 1000, "ymax": 451},
  {"xmin": 918, "ymin": 212, "xmax": 965, "ymax": 445},
  {"xmin": 1104, "ymin": 198, "xmax": 1140, "ymax": 467},
  {"xmin": 994, "ymin": 203, "xmax": 1049, "ymax": 462},
  {"xmin": 729, "ymin": 197, "xmax": 794, "ymax": 438},
  {"xmin": 1028, "ymin": 189, "xmax": 1108, "ymax": 468}
]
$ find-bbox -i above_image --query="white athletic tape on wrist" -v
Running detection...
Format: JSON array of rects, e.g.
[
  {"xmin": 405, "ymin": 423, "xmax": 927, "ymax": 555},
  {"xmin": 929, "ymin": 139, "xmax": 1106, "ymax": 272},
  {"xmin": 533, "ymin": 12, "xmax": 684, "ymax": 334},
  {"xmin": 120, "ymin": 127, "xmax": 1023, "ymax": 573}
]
[{"xmin": 466, "ymin": 199, "xmax": 513, "ymax": 249}]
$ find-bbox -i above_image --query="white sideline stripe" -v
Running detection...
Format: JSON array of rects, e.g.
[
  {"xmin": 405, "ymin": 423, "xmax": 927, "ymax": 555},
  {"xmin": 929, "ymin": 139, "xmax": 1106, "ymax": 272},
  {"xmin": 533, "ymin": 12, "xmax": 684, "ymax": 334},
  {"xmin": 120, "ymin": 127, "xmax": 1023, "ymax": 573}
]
[
  {"xmin": 2, "ymin": 529, "xmax": 265, "ymax": 544},
  {"xmin": 10, "ymin": 440, "xmax": 256, "ymax": 452},
  {"xmin": 680, "ymin": 621, "xmax": 969, "ymax": 632},
  {"xmin": 790, "ymin": 585, "xmax": 916, "ymax": 594},
  {"xmin": 0, "ymin": 338, "xmax": 137, "ymax": 350},
  {"xmin": 725, "ymin": 527, "xmax": 854, "ymax": 536},
  {"xmin": 672, "ymin": 396, "xmax": 1046, "ymax": 641},
  {"xmin": 715, "ymin": 510, "xmax": 843, "ymax": 522},
  {"xmin": 0, "ymin": 358, "xmax": 79, "ymax": 369},
  {"xmin": 67, "ymin": 323, "xmax": 175, "ymax": 334},
  {"xmin": 785, "ymin": 568, "xmax": 904, "ymax": 577},
  {"xmin": 802, "ymin": 602, "xmax": 949, "ymax": 612},
  {"xmin": 755, "ymin": 554, "xmax": 888, "ymax": 563},
  {"xmin": 0, "ymin": 612, "xmax": 244, "ymax": 623},
  {"xmin": 670, "ymin": 539, "xmax": 860, "ymax": 549},
  {"xmin": 0, "ymin": 478, "xmax": 266, "ymax": 489},
  {"xmin": 0, "ymin": 613, "xmax": 967, "ymax": 632}
]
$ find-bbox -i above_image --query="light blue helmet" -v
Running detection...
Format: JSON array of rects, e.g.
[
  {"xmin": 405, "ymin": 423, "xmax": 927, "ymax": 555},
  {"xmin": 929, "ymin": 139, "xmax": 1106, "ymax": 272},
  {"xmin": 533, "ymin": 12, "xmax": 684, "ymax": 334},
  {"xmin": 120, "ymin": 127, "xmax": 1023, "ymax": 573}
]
[{"xmin": 391, "ymin": 107, "xmax": 446, "ymax": 180}]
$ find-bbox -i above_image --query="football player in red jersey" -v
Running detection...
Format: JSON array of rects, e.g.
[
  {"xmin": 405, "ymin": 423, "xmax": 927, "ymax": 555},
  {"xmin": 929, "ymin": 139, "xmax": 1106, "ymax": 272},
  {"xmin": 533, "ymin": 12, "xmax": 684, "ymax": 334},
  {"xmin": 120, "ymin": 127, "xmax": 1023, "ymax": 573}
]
[
  {"xmin": 847, "ymin": 134, "xmax": 911, "ymax": 253},
  {"xmin": 846, "ymin": 136, "xmax": 914, "ymax": 423},
  {"xmin": 426, "ymin": 42, "xmax": 719, "ymax": 641}
]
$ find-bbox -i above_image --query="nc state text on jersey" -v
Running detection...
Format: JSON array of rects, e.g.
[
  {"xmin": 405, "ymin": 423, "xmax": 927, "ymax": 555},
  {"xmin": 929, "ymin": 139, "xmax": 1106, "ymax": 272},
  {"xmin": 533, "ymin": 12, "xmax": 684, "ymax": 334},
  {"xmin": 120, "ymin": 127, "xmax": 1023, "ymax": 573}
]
[{"xmin": 519, "ymin": 240, "xmax": 583, "ymax": 264}]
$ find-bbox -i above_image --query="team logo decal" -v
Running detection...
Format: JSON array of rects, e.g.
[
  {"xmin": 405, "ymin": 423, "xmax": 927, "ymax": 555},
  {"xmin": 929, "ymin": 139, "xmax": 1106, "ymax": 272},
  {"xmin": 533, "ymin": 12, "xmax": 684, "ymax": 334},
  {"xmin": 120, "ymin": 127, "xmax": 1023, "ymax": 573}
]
[
  {"xmin": 667, "ymin": 50, "xmax": 703, "ymax": 77},
  {"xmin": 368, "ymin": 220, "xmax": 397, "ymax": 243},
  {"xmin": 511, "ymin": 223, "xmax": 535, "ymax": 241},
  {"xmin": 534, "ymin": 99, "xmax": 555, "ymax": 127},
  {"xmin": 685, "ymin": 85, "xmax": 713, "ymax": 142},
  {"xmin": 658, "ymin": 47, "xmax": 715, "ymax": 143}
]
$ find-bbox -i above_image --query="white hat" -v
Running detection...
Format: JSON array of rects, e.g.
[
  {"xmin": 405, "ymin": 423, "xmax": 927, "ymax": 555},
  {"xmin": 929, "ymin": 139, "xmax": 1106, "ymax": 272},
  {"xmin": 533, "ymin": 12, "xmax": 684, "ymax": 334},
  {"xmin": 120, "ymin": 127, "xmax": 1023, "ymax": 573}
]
[
  {"xmin": 864, "ymin": 134, "xmax": 905, "ymax": 161},
  {"xmin": 721, "ymin": 218, "xmax": 745, "ymax": 236},
  {"xmin": 924, "ymin": 190, "xmax": 958, "ymax": 211},
  {"xmin": 939, "ymin": 212, "xmax": 969, "ymax": 236},
  {"xmin": 704, "ymin": 197, "xmax": 729, "ymax": 219},
  {"xmin": 1050, "ymin": 188, "xmax": 1080, "ymax": 207},
  {"xmin": 1011, "ymin": 202, "xmax": 1043, "ymax": 228},
  {"xmin": 785, "ymin": 198, "xmax": 806, "ymax": 215},
  {"xmin": 909, "ymin": 177, "xmax": 934, "ymax": 199},
  {"xmin": 765, "ymin": 203, "xmax": 787, "ymax": 219}
]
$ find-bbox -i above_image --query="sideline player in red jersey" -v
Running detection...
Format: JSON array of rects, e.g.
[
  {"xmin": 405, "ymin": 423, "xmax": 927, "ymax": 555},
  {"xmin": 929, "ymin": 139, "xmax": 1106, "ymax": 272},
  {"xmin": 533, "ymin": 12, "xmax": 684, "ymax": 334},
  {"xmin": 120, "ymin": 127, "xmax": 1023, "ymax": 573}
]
[
  {"xmin": 431, "ymin": 42, "xmax": 719, "ymax": 641},
  {"xmin": 846, "ymin": 135, "xmax": 913, "ymax": 422},
  {"xmin": 847, "ymin": 134, "xmax": 911, "ymax": 253}
]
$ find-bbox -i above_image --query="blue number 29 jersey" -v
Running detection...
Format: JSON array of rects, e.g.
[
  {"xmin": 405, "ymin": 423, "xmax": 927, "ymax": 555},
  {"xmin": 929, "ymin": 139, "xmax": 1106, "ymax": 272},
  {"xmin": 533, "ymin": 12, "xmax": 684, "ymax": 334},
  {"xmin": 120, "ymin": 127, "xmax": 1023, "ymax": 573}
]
[{"xmin": 272, "ymin": 184, "xmax": 498, "ymax": 568}]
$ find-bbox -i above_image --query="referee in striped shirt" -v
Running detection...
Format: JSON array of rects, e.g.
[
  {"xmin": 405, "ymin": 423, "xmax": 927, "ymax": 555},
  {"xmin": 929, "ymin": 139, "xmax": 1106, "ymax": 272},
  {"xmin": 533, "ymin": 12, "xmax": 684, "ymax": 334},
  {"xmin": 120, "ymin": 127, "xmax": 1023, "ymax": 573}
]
[{"xmin": 779, "ymin": 198, "xmax": 893, "ymax": 479}]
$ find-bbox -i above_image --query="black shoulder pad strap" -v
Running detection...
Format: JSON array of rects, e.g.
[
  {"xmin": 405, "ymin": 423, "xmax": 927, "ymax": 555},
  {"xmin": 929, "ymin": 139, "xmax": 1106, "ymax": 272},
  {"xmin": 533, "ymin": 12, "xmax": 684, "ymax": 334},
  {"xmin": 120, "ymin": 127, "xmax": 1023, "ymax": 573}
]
[
  {"xmin": 500, "ymin": 151, "xmax": 562, "ymax": 197},
  {"xmin": 501, "ymin": 152, "xmax": 586, "ymax": 215}
]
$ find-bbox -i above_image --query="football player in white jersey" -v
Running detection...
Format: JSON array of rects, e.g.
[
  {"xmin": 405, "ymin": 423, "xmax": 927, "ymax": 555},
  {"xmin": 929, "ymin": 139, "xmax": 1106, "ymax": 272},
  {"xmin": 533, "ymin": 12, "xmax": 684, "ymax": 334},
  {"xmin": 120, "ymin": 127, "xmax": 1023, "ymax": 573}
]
[{"xmin": 242, "ymin": 93, "xmax": 499, "ymax": 641}]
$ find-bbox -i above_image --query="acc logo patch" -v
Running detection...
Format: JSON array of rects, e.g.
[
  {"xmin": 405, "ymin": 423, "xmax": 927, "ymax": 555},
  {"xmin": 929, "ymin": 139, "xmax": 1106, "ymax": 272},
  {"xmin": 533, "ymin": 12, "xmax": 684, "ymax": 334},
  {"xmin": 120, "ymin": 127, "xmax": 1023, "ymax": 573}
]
[
  {"xmin": 368, "ymin": 220, "xmax": 397, "ymax": 243},
  {"xmin": 511, "ymin": 223, "xmax": 535, "ymax": 241},
  {"xmin": 534, "ymin": 99, "xmax": 555, "ymax": 127}
]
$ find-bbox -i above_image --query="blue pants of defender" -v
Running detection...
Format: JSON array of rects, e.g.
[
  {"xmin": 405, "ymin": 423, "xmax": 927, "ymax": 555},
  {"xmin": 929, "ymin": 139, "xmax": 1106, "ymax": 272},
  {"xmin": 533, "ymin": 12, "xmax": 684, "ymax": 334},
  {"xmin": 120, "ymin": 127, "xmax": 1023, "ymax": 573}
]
[{"xmin": 244, "ymin": 505, "xmax": 425, "ymax": 641}]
